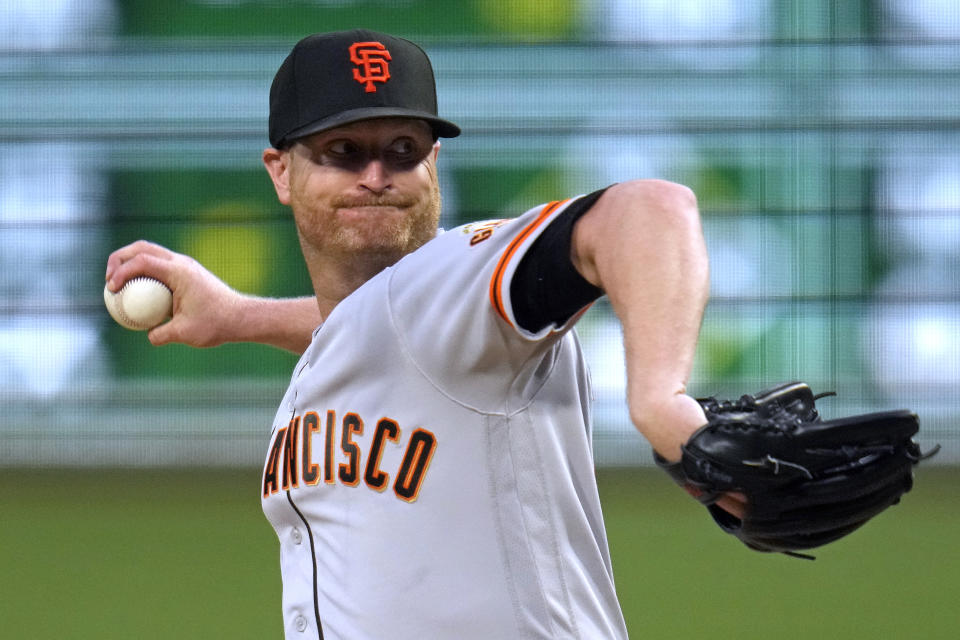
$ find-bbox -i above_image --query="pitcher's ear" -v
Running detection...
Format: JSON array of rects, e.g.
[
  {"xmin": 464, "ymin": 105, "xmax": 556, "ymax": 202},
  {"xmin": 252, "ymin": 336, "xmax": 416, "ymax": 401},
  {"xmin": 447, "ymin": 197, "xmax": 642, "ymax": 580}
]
[{"xmin": 262, "ymin": 147, "xmax": 292, "ymax": 205}]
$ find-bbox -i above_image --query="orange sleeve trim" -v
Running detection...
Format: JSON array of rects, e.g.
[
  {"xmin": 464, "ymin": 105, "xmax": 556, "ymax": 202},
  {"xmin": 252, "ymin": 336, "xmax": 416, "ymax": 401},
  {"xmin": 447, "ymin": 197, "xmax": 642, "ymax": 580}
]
[{"xmin": 488, "ymin": 199, "xmax": 569, "ymax": 326}]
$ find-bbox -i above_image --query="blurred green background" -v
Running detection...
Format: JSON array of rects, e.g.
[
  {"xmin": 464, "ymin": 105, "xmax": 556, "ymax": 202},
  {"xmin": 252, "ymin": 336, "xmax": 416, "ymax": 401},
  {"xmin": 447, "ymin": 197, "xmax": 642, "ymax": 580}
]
[
  {"xmin": 2, "ymin": 467, "xmax": 957, "ymax": 638},
  {"xmin": 2, "ymin": 0, "xmax": 959, "ymax": 638}
]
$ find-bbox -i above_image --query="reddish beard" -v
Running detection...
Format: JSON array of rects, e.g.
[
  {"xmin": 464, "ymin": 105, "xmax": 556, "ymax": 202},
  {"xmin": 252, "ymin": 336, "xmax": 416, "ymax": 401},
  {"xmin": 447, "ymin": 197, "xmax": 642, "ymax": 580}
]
[
  {"xmin": 295, "ymin": 179, "xmax": 442, "ymax": 262},
  {"xmin": 329, "ymin": 194, "xmax": 418, "ymax": 209}
]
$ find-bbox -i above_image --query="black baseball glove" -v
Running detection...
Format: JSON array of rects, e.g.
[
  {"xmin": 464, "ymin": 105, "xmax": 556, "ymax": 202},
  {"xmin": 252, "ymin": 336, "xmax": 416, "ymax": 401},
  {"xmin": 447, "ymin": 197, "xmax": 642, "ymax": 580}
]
[{"xmin": 655, "ymin": 382, "xmax": 938, "ymax": 559}]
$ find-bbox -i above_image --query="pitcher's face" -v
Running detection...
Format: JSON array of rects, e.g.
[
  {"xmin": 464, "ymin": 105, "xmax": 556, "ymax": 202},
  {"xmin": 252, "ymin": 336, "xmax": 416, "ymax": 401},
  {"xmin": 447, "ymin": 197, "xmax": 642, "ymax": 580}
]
[{"xmin": 267, "ymin": 118, "xmax": 442, "ymax": 263}]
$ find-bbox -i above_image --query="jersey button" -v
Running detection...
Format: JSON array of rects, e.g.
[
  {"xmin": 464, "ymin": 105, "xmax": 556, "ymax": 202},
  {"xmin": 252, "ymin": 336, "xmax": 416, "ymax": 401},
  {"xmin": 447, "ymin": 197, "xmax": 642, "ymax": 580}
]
[
  {"xmin": 291, "ymin": 528, "xmax": 303, "ymax": 545},
  {"xmin": 294, "ymin": 615, "xmax": 308, "ymax": 632}
]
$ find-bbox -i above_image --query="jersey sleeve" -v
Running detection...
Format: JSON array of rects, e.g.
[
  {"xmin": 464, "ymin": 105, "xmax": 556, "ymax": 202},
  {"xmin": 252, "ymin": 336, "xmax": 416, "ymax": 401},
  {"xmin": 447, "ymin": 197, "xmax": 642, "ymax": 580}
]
[
  {"xmin": 502, "ymin": 188, "xmax": 607, "ymax": 337},
  {"xmin": 385, "ymin": 192, "xmax": 604, "ymax": 412}
]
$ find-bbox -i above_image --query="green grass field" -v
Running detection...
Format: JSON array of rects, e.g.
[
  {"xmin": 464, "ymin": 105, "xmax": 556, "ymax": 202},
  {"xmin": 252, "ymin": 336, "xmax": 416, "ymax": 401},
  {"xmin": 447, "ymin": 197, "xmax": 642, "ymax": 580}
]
[{"xmin": 1, "ymin": 467, "xmax": 956, "ymax": 639}]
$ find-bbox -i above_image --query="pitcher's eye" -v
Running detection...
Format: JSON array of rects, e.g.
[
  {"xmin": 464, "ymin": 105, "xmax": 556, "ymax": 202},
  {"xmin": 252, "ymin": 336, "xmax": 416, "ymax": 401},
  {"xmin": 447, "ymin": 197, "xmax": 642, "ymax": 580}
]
[
  {"xmin": 316, "ymin": 140, "xmax": 368, "ymax": 170},
  {"xmin": 387, "ymin": 138, "xmax": 415, "ymax": 156},
  {"xmin": 384, "ymin": 138, "xmax": 429, "ymax": 170},
  {"xmin": 327, "ymin": 140, "xmax": 361, "ymax": 157}
]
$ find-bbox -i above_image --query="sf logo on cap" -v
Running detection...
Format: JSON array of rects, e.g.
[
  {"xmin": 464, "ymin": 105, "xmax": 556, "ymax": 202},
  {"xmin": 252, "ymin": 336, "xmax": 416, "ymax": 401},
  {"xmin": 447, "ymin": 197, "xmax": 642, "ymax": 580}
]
[{"xmin": 350, "ymin": 41, "xmax": 392, "ymax": 93}]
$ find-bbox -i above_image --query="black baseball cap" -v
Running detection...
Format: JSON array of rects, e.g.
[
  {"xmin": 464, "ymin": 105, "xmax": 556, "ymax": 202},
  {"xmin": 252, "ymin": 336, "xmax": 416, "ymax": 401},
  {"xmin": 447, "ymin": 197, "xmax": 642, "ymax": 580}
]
[{"xmin": 268, "ymin": 29, "xmax": 461, "ymax": 148}]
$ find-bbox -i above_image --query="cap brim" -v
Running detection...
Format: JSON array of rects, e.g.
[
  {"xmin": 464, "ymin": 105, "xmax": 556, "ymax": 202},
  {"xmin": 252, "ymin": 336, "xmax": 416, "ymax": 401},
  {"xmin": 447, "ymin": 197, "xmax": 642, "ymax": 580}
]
[{"xmin": 280, "ymin": 107, "xmax": 460, "ymax": 146}]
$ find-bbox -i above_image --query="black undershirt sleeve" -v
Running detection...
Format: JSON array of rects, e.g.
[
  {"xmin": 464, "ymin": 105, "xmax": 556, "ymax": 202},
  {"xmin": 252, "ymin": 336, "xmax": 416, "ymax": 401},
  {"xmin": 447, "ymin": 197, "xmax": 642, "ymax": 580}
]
[{"xmin": 510, "ymin": 187, "xmax": 609, "ymax": 333}]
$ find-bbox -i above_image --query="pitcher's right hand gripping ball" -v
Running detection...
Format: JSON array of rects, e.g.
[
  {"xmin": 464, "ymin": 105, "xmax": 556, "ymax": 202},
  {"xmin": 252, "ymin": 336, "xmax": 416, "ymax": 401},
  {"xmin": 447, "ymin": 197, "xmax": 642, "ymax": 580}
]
[
  {"xmin": 655, "ymin": 382, "xmax": 939, "ymax": 558},
  {"xmin": 103, "ymin": 277, "xmax": 173, "ymax": 331}
]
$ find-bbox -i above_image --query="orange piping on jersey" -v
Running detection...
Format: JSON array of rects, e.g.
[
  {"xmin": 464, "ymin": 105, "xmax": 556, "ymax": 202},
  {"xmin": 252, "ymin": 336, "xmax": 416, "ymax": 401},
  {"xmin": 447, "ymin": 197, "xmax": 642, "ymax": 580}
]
[
  {"xmin": 488, "ymin": 199, "xmax": 569, "ymax": 327},
  {"xmin": 568, "ymin": 301, "xmax": 595, "ymax": 326}
]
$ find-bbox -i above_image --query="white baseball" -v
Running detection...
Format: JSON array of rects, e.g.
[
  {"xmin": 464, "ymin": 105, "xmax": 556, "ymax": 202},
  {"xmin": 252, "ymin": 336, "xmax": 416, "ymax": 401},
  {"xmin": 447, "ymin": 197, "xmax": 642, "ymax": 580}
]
[{"xmin": 103, "ymin": 277, "xmax": 173, "ymax": 331}]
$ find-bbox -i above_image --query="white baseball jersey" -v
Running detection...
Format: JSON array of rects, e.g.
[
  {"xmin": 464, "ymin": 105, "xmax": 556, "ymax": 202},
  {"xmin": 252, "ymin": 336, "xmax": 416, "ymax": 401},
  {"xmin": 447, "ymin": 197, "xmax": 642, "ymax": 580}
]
[{"xmin": 261, "ymin": 195, "xmax": 629, "ymax": 639}]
